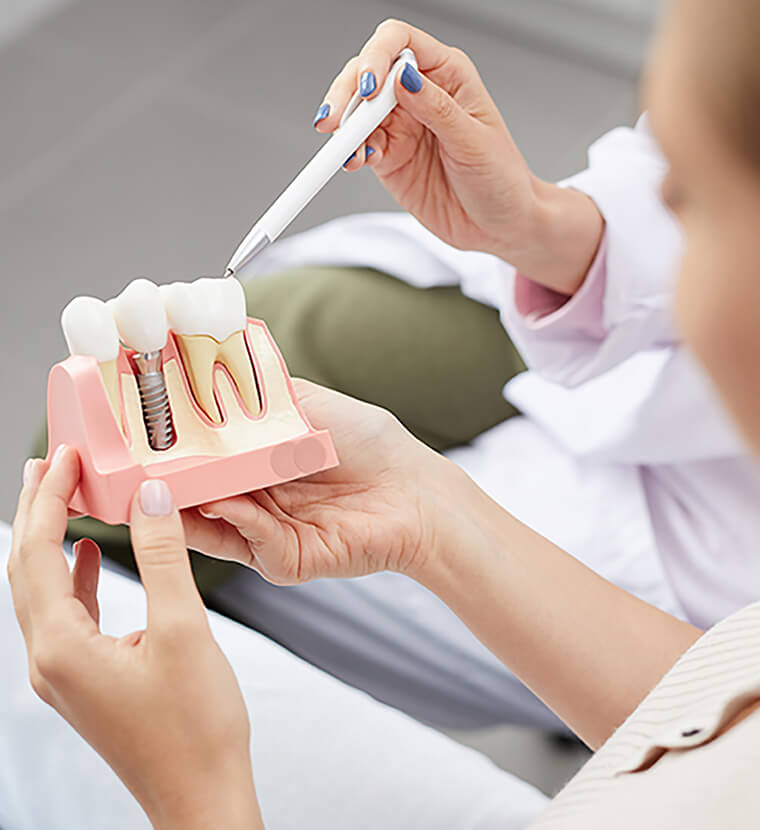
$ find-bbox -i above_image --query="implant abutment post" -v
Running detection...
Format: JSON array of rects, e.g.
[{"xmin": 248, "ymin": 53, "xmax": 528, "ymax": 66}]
[{"xmin": 130, "ymin": 350, "xmax": 175, "ymax": 451}]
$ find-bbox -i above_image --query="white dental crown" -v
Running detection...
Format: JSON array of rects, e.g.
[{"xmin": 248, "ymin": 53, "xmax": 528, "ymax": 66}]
[
  {"xmin": 61, "ymin": 296, "xmax": 121, "ymax": 363},
  {"xmin": 110, "ymin": 278, "xmax": 169, "ymax": 354},
  {"xmin": 160, "ymin": 277, "xmax": 247, "ymax": 343}
]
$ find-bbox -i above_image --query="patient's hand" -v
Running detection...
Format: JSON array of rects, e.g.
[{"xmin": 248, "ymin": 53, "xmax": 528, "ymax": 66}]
[
  {"xmin": 183, "ymin": 379, "xmax": 466, "ymax": 584},
  {"xmin": 8, "ymin": 449, "xmax": 263, "ymax": 830},
  {"xmin": 315, "ymin": 19, "xmax": 603, "ymax": 295}
]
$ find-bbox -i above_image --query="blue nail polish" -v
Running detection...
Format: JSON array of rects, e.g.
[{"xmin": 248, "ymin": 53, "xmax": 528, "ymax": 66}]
[
  {"xmin": 360, "ymin": 71, "xmax": 377, "ymax": 98},
  {"xmin": 401, "ymin": 63, "xmax": 422, "ymax": 94},
  {"xmin": 366, "ymin": 146, "xmax": 375, "ymax": 159},
  {"xmin": 343, "ymin": 151, "xmax": 357, "ymax": 167},
  {"xmin": 313, "ymin": 102, "xmax": 330, "ymax": 126}
]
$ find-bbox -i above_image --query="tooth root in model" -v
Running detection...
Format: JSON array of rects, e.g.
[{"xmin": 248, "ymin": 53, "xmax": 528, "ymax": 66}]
[
  {"xmin": 161, "ymin": 277, "xmax": 261, "ymax": 424},
  {"xmin": 217, "ymin": 330, "xmax": 260, "ymax": 416},
  {"xmin": 60, "ymin": 296, "xmax": 122, "ymax": 427},
  {"xmin": 174, "ymin": 331, "xmax": 261, "ymax": 424},
  {"xmin": 174, "ymin": 334, "xmax": 223, "ymax": 424},
  {"xmin": 110, "ymin": 279, "xmax": 175, "ymax": 451}
]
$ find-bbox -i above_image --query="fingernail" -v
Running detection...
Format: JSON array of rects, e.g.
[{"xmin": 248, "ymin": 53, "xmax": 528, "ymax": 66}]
[
  {"xmin": 313, "ymin": 102, "xmax": 330, "ymax": 126},
  {"xmin": 72, "ymin": 539, "xmax": 84, "ymax": 557},
  {"xmin": 366, "ymin": 146, "xmax": 375, "ymax": 159},
  {"xmin": 360, "ymin": 71, "xmax": 376, "ymax": 98},
  {"xmin": 401, "ymin": 63, "xmax": 422, "ymax": 94},
  {"xmin": 199, "ymin": 507, "xmax": 219, "ymax": 520},
  {"xmin": 22, "ymin": 458, "xmax": 33, "ymax": 486},
  {"xmin": 343, "ymin": 151, "xmax": 357, "ymax": 168},
  {"xmin": 51, "ymin": 444, "xmax": 67, "ymax": 468},
  {"xmin": 140, "ymin": 479, "xmax": 173, "ymax": 517}
]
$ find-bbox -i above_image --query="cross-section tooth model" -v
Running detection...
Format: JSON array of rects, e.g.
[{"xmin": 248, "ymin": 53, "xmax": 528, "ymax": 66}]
[
  {"xmin": 161, "ymin": 277, "xmax": 260, "ymax": 423},
  {"xmin": 46, "ymin": 276, "xmax": 337, "ymax": 525}
]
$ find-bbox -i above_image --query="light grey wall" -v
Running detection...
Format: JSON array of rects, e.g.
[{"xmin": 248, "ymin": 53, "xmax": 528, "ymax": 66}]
[
  {"xmin": 559, "ymin": 0, "xmax": 655, "ymax": 24},
  {"xmin": 0, "ymin": 0, "xmax": 74, "ymax": 48},
  {"xmin": 392, "ymin": 0, "xmax": 660, "ymax": 75}
]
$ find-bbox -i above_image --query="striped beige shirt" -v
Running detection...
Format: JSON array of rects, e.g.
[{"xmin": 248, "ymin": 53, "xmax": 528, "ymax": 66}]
[{"xmin": 529, "ymin": 602, "xmax": 760, "ymax": 828}]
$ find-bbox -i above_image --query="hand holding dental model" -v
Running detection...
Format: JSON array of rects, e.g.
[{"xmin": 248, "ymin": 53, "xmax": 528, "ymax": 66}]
[
  {"xmin": 53, "ymin": 276, "xmax": 336, "ymax": 524},
  {"xmin": 9, "ymin": 451, "xmax": 264, "ymax": 829}
]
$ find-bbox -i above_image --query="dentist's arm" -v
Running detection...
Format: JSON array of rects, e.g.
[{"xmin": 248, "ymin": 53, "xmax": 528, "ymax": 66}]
[
  {"xmin": 186, "ymin": 381, "xmax": 701, "ymax": 749},
  {"xmin": 316, "ymin": 19, "xmax": 603, "ymax": 297},
  {"xmin": 8, "ymin": 449, "xmax": 264, "ymax": 830}
]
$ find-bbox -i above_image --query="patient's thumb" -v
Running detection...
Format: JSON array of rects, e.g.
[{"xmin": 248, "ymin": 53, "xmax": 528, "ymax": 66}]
[{"xmin": 129, "ymin": 480, "xmax": 205, "ymax": 625}]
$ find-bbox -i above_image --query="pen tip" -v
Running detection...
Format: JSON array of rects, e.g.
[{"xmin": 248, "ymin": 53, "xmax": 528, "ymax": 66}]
[{"xmin": 224, "ymin": 267, "xmax": 235, "ymax": 278}]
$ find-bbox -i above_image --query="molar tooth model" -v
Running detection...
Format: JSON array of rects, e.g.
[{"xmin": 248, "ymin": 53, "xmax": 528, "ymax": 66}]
[
  {"xmin": 48, "ymin": 276, "xmax": 338, "ymax": 525},
  {"xmin": 161, "ymin": 277, "xmax": 260, "ymax": 424}
]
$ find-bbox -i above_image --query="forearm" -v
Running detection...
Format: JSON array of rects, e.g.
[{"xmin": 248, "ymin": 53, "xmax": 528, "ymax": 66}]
[
  {"xmin": 146, "ymin": 770, "xmax": 265, "ymax": 830},
  {"xmin": 154, "ymin": 800, "xmax": 264, "ymax": 830},
  {"xmin": 415, "ymin": 460, "xmax": 702, "ymax": 748},
  {"xmin": 498, "ymin": 177, "xmax": 605, "ymax": 297}
]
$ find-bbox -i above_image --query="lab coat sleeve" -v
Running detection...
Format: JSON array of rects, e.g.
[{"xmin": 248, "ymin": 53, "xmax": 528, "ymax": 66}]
[
  {"xmin": 500, "ymin": 114, "xmax": 684, "ymax": 387},
  {"xmin": 499, "ymin": 116, "xmax": 747, "ymax": 461}
]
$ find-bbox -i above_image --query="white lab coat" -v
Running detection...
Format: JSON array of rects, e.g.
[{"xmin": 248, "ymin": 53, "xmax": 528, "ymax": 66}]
[{"xmin": 246, "ymin": 116, "xmax": 760, "ymax": 631}]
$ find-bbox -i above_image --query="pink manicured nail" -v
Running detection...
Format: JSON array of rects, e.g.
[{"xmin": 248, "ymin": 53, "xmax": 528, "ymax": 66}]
[
  {"xmin": 22, "ymin": 458, "xmax": 33, "ymax": 486},
  {"xmin": 51, "ymin": 444, "xmax": 67, "ymax": 468},
  {"xmin": 140, "ymin": 480, "xmax": 173, "ymax": 517}
]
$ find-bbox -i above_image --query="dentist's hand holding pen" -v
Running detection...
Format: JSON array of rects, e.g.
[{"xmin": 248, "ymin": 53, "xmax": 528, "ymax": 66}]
[{"xmin": 314, "ymin": 19, "xmax": 604, "ymax": 296}]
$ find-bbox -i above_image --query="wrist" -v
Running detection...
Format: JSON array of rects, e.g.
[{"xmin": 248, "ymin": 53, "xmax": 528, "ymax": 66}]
[
  {"xmin": 494, "ymin": 177, "xmax": 604, "ymax": 296},
  {"xmin": 406, "ymin": 453, "xmax": 508, "ymax": 591},
  {"xmin": 147, "ymin": 769, "xmax": 264, "ymax": 830}
]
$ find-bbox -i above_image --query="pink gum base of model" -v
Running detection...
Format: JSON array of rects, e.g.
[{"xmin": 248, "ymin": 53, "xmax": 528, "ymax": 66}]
[{"xmin": 46, "ymin": 318, "xmax": 338, "ymax": 525}]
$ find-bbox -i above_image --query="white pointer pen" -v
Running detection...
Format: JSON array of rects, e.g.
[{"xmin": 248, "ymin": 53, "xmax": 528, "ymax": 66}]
[{"xmin": 224, "ymin": 48, "xmax": 417, "ymax": 277}]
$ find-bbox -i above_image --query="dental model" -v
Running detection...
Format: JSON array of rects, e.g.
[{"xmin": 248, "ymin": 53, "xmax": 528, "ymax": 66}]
[
  {"xmin": 109, "ymin": 279, "xmax": 175, "ymax": 451},
  {"xmin": 161, "ymin": 277, "xmax": 260, "ymax": 424},
  {"xmin": 46, "ymin": 276, "xmax": 337, "ymax": 525},
  {"xmin": 60, "ymin": 296, "xmax": 122, "ymax": 424}
]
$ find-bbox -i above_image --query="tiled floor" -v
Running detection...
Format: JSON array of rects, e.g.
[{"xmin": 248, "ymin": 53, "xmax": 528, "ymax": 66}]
[{"xmin": 0, "ymin": 0, "xmax": 637, "ymax": 797}]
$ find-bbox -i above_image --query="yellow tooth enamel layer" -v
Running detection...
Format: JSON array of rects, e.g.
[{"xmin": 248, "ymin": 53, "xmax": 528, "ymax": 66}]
[
  {"xmin": 175, "ymin": 331, "xmax": 261, "ymax": 423},
  {"xmin": 99, "ymin": 358, "xmax": 123, "ymax": 430}
]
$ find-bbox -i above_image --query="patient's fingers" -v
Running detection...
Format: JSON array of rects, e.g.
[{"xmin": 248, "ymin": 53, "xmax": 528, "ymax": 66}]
[
  {"xmin": 10, "ymin": 458, "xmax": 45, "ymax": 557},
  {"xmin": 8, "ymin": 458, "xmax": 46, "ymax": 637},
  {"xmin": 72, "ymin": 538, "xmax": 101, "ymax": 626},
  {"xmin": 129, "ymin": 481, "xmax": 207, "ymax": 633},
  {"xmin": 15, "ymin": 447, "xmax": 79, "ymax": 618}
]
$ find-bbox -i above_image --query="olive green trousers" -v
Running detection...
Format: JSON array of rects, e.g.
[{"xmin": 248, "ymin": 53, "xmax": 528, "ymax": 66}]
[{"xmin": 35, "ymin": 267, "xmax": 525, "ymax": 594}]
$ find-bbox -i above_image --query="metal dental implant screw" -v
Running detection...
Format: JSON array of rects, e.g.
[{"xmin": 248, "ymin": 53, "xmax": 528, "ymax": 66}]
[{"xmin": 130, "ymin": 351, "xmax": 175, "ymax": 450}]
